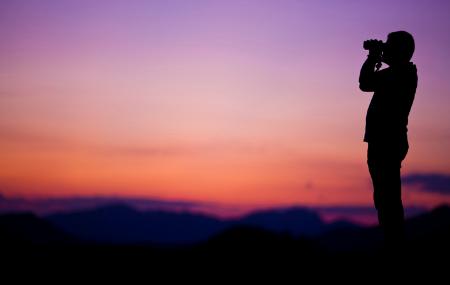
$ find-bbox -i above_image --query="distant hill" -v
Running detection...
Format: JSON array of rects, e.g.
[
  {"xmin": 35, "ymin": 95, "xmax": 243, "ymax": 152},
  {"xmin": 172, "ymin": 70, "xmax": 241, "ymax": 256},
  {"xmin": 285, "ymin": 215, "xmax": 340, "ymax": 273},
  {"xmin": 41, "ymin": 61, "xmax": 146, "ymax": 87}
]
[
  {"xmin": 2, "ymin": 203, "xmax": 449, "ymax": 256},
  {"xmin": 404, "ymin": 204, "xmax": 450, "ymax": 254},
  {"xmin": 238, "ymin": 207, "xmax": 325, "ymax": 236},
  {"xmin": 318, "ymin": 205, "xmax": 450, "ymax": 253},
  {"xmin": 45, "ymin": 204, "xmax": 351, "ymax": 244},
  {"xmin": 405, "ymin": 204, "xmax": 450, "ymax": 238},
  {"xmin": 47, "ymin": 204, "xmax": 229, "ymax": 244},
  {"xmin": 0, "ymin": 212, "xmax": 73, "ymax": 245}
]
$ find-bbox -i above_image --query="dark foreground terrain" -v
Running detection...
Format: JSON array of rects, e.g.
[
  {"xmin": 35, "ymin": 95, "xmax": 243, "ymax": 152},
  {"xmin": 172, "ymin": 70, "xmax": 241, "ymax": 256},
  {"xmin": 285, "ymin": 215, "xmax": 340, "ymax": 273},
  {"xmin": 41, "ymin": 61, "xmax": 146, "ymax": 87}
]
[{"xmin": 1, "ymin": 205, "xmax": 449, "ymax": 280}]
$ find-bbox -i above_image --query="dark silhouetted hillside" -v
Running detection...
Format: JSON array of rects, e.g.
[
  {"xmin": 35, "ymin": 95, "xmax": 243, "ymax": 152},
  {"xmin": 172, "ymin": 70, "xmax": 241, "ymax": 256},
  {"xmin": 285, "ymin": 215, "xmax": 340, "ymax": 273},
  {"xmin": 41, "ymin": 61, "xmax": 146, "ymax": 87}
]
[
  {"xmin": 0, "ymin": 212, "xmax": 73, "ymax": 245},
  {"xmin": 1, "ymin": 204, "xmax": 449, "ymax": 276},
  {"xmin": 199, "ymin": 225, "xmax": 324, "ymax": 261},
  {"xmin": 45, "ymin": 204, "xmax": 356, "ymax": 244},
  {"xmin": 319, "ymin": 204, "xmax": 450, "ymax": 254},
  {"xmin": 47, "ymin": 204, "xmax": 228, "ymax": 244},
  {"xmin": 238, "ymin": 207, "xmax": 325, "ymax": 236},
  {"xmin": 404, "ymin": 205, "xmax": 450, "ymax": 254},
  {"xmin": 2, "ymin": 203, "xmax": 450, "ymax": 258},
  {"xmin": 405, "ymin": 205, "xmax": 450, "ymax": 238}
]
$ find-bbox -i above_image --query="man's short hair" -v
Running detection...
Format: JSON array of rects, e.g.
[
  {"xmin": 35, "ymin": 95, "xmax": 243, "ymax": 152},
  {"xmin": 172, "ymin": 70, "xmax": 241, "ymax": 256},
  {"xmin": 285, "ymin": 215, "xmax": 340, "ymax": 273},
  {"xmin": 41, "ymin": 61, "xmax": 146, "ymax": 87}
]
[{"xmin": 387, "ymin": 31, "xmax": 415, "ymax": 62}]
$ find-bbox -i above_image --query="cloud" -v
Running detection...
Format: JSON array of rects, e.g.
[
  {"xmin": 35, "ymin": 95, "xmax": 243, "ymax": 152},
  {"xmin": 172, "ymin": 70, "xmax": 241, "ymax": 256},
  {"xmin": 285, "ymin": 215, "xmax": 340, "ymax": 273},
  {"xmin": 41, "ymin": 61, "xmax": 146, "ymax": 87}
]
[{"xmin": 403, "ymin": 173, "xmax": 450, "ymax": 195}]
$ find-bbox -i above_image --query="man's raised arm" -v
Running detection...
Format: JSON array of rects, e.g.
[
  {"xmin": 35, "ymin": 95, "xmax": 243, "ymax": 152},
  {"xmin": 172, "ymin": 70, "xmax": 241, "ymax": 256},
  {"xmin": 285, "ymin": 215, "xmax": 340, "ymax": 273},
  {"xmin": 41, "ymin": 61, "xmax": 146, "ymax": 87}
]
[{"xmin": 359, "ymin": 55, "xmax": 379, "ymax": 92}]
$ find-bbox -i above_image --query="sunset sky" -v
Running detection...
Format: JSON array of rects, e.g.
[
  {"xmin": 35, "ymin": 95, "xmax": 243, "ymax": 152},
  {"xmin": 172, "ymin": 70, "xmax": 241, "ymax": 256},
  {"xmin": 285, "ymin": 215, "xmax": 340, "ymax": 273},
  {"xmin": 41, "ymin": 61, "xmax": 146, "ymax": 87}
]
[{"xmin": 1, "ymin": 0, "xmax": 450, "ymax": 219}]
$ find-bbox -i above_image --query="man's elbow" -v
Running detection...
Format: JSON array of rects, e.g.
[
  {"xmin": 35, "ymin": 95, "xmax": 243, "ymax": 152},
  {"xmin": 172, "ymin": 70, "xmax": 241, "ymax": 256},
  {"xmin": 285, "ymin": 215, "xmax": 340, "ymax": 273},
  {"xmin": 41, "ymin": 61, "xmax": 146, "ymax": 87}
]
[{"xmin": 359, "ymin": 83, "xmax": 374, "ymax": 92}]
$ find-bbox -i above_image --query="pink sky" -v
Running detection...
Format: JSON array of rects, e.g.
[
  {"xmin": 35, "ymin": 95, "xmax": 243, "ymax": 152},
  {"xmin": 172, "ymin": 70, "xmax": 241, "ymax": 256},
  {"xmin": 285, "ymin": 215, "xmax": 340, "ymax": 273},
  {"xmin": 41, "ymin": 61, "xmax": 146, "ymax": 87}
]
[{"xmin": 1, "ymin": 0, "xmax": 450, "ymax": 215}]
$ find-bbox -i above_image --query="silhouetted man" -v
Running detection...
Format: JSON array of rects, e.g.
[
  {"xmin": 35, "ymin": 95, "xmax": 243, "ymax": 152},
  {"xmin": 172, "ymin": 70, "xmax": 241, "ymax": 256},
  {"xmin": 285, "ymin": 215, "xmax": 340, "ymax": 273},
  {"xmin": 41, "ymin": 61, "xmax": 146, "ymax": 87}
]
[{"xmin": 359, "ymin": 31, "xmax": 418, "ymax": 249}]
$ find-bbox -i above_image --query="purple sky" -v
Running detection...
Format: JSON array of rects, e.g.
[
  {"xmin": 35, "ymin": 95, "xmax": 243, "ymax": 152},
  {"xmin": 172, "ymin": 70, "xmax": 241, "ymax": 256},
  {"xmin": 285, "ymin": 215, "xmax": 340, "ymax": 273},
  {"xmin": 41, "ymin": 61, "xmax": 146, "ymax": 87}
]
[{"xmin": 1, "ymin": 0, "xmax": 449, "ymax": 216}]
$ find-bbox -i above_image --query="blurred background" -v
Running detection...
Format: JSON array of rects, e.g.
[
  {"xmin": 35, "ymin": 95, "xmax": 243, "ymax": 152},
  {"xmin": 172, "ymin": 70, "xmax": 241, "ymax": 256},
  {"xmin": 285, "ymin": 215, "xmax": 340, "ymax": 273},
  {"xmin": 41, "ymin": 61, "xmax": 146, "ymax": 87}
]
[{"xmin": 1, "ymin": 1, "xmax": 450, "ymax": 253}]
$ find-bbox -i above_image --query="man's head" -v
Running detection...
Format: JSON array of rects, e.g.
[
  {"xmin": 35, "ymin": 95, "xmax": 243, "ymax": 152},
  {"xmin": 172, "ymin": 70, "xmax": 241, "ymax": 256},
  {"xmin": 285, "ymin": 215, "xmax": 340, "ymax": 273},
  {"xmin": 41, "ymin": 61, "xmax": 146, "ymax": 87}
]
[{"xmin": 382, "ymin": 31, "xmax": 415, "ymax": 66}]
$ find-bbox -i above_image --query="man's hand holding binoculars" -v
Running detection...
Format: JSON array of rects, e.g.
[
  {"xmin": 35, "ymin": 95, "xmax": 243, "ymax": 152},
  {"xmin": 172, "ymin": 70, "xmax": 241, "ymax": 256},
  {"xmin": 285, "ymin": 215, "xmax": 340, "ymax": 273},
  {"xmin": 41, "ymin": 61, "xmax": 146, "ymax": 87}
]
[{"xmin": 363, "ymin": 39, "xmax": 384, "ymax": 70}]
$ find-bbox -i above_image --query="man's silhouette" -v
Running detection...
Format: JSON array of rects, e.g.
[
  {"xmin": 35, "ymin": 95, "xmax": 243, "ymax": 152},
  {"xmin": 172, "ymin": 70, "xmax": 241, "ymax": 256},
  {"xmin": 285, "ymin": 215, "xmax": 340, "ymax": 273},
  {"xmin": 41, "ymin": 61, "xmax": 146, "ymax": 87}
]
[{"xmin": 359, "ymin": 31, "xmax": 418, "ymax": 249}]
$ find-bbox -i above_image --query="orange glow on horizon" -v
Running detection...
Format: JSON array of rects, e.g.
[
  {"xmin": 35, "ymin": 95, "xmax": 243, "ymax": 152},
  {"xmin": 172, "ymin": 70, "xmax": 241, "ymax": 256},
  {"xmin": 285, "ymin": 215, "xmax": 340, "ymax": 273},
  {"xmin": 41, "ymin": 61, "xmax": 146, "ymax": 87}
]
[{"xmin": 1, "ymin": 0, "xmax": 450, "ymax": 214}]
